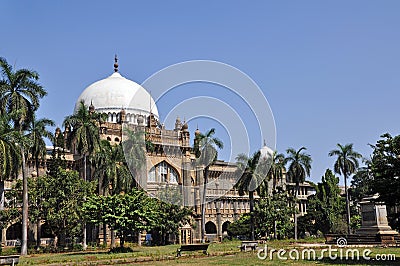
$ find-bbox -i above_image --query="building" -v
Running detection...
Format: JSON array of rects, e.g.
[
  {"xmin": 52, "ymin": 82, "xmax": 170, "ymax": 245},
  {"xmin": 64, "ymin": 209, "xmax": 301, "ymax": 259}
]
[{"xmin": 0, "ymin": 58, "xmax": 315, "ymax": 246}]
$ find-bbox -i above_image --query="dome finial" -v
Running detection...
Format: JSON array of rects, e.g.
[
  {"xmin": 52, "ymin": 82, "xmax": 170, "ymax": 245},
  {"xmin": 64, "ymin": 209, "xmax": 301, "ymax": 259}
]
[
  {"xmin": 264, "ymin": 139, "xmax": 267, "ymax": 146},
  {"xmin": 114, "ymin": 54, "xmax": 119, "ymax": 72}
]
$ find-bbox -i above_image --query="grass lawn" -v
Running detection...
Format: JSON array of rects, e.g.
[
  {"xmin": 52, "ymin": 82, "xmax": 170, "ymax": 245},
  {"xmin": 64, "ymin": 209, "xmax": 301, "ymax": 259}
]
[{"xmin": 16, "ymin": 239, "xmax": 400, "ymax": 265}]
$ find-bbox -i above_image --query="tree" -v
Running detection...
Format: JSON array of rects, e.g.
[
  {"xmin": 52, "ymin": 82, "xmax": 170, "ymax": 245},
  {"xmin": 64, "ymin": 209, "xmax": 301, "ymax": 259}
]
[
  {"xmin": 266, "ymin": 151, "xmax": 285, "ymax": 192},
  {"xmin": 121, "ymin": 128, "xmax": 147, "ymax": 189},
  {"xmin": 284, "ymin": 147, "xmax": 312, "ymax": 240},
  {"xmin": 63, "ymin": 100, "xmax": 105, "ymax": 249},
  {"xmin": 92, "ymin": 140, "xmax": 133, "ymax": 195},
  {"xmin": 254, "ymin": 189, "xmax": 293, "ymax": 239},
  {"xmin": 369, "ymin": 133, "xmax": 400, "ymax": 230},
  {"xmin": 0, "ymin": 57, "xmax": 47, "ymax": 255},
  {"xmin": 83, "ymin": 188, "xmax": 158, "ymax": 248},
  {"xmin": 26, "ymin": 115, "xmax": 54, "ymax": 174},
  {"xmin": 302, "ymin": 169, "xmax": 346, "ymax": 235},
  {"xmin": 29, "ymin": 168, "xmax": 95, "ymax": 248},
  {"xmin": 91, "ymin": 140, "xmax": 133, "ymax": 247},
  {"xmin": 152, "ymin": 185, "xmax": 193, "ymax": 245},
  {"xmin": 227, "ymin": 213, "xmax": 251, "ymax": 239},
  {"xmin": 193, "ymin": 128, "xmax": 223, "ymax": 243},
  {"xmin": 0, "ymin": 113, "xmax": 21, "ymax": 210},
  {"xmin": 328, "ymin": 143, "xmax": 361, "ymax": 234},
  {"xmin": 350, "ymin": 163, "xmax": 374, "ymax": 208},
  {"xmin": 235, "ymin": 151, "xmax": 271, "ymax": 241}
]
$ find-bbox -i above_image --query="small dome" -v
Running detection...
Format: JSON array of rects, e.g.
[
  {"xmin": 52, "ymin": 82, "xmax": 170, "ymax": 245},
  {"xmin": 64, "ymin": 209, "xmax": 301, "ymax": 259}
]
[
  {"xmin": 260, "ymin": 142, "xmax": 273, "ymax": 159},
  {"xmin": 75, "ymin": 72, "xmax": 159, "ymax": 122},
  {"xmin": 182, "ymin": 122, "xmax": 188, "ymax": 131},
  {"xmin": 195, "ymin": 128, "xmax": 201, "ymax": 136}
]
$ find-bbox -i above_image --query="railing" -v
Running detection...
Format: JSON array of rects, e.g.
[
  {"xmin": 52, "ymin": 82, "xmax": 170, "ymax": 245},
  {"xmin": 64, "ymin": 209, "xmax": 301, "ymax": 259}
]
[{"xmin": 5, "ymin": 240, "xmax": 20, "ymax": 247}]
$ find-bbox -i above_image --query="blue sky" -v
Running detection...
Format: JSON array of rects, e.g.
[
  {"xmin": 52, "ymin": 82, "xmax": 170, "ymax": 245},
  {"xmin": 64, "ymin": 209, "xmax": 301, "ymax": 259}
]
[{"xmin": 2, "ymin": 1, "xmax": 400, "ymax": 184}]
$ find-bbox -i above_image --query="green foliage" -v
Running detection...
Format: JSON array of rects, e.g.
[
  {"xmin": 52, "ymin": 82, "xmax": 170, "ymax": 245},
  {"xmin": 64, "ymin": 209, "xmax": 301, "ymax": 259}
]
[
  {"xmin": 350, "ymin": 166, "xmax": 373, "ymax": 203},
  {"xmin": 0, "ymin": 208, "xmax": 20, "ymax": 229},
  {"xmin": 83, "ymin": 188, "xmax": 158, "ymax": 247},
  {"xmin": 301, "ymin": 169, "xmax": 346, "ymax": 235},
  {"xmin": 28, "ymin": 169, "xmax": 95, "ymax": 246},
  {"xmin": 152, "ymin": 185, "xmax": 193, "ymax": 245},
  {"xmin": 369, "ymin": 133, "xmax": 400, "ymax": 230},
  {"xmin": 0, "ymin": 113, "xmax": 21, "ymax": 180},
  {"xmin": 121, "ymin": 128, "xmax": 147, "ymax": 187},
  {"xmin": 284, "ymin": 147, "xmax": 312, "ymax": 196},
  {"xmin": 254, "ymin": 190, "xmax": 293, "ymax": 239},
  {"xmin": 370, "ymin": 133, "xmax": 400, "ymax": 206},
  {"xmin": 227, "ymin": 214, "xmax": 251, "ymax": 239},
  {"xmin": 350, "ymin": 215, "xmax": 362, "ymax": 230},
  {"xmin": 26, "ymin": 115, "xmax": 54, "ymax": 172},
  {"xmin": 92, "ymin": 140, "xmax": 134, "ymax": 195},
  {"xmin": 0, "ymin": 57, "xmax": 47, "ymax": 130}
]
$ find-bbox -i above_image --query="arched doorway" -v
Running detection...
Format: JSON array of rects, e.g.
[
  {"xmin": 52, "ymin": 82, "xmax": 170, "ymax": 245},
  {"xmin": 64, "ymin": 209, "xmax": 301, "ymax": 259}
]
[
  {"xmin": 205, "ymin": 221, "xmax": 217, "ymax": 234},
  {"xmin": 6, "ymin": 222, "xmax": 22, "ymax": 240},
  {"xmin": 222, "ymin": 221, "xmax": 231, "ymax": 235}
]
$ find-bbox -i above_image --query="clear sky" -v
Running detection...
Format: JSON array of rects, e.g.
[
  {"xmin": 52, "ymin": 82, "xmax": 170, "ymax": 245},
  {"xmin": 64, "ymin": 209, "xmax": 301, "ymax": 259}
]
[{"xmin": 2, "ymin": 1, "xmax": 400, "ymax": 184}]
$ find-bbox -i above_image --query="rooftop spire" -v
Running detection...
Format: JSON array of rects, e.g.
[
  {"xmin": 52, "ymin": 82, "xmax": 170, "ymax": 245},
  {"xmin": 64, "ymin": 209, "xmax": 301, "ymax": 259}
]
[{"xmin": 114, "ymin": 54, "xmax": 119, "ymax": 72}]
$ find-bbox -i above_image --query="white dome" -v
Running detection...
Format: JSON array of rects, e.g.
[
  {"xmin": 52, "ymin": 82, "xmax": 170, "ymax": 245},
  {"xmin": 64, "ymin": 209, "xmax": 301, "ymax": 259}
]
[
  {"xmin": 260, "ymin": 143, "xmax": 273, "ymax": 159},
  {"xmin": 75, "ymin": 72, "xmax": 158, "ymax": 124}
]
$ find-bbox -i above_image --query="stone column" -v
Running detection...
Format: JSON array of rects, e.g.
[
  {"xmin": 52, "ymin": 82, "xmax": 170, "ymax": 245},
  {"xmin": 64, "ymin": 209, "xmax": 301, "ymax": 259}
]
[{"xmin": 182, "ymin": 158, "xmax": 192, "ymax": 206}]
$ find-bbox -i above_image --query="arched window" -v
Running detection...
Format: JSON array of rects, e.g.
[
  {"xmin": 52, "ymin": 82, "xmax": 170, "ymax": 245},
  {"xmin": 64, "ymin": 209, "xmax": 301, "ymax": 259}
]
[
  {"xmin": 158, "ymin": 162, "xmax": 168, "ymax": 182},
  {"xmin": 148, "ymin": 161, "xmax": 180, "ymax": 183},
  {"xmin": 170, "ymin": 168, "xmax": 178, "ymax": 184},
  {"xmin": 148, "ymin": 166, "xmax": 156, "ymax": 182}
]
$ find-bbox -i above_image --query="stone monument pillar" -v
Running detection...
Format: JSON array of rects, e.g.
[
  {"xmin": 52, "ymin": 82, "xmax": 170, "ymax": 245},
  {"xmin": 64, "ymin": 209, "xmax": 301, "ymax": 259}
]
[{"xmin": 356, "ymin": 194, "xmax": 399, "ymax": 244}]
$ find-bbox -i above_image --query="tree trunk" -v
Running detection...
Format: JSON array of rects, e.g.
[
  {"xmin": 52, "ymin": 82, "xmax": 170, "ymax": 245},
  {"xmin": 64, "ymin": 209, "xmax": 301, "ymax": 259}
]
[
  {"xmin": 35, "ymin": 158, "xmax": 40, "ymax": 177},
  {"xmin": 201, "ymin": 166, "xmax": 208, "ymax": 243},
  {"xmin": 110, "ymin": 229, "xmax": 115, "ymax": 248},
  {"xmin": 82, "ymin": 155, "xmax": 87, "ymax": 250},
  {"xmin": 0, "ymin": 180, "xmax": 4, "ymax": 211},
  {"xmin": 36, "ymin": 218, "xmax": 41, "ymax": 249},
  {"xmin": 249, "ymin": 190, "xmax": 255, "ymax": 241},
  {"xmin": 21, "ymin": 148, "xmax": 28, "ymax": 255},
  {"xmin": 344, "ymin": 173, "xmax": 351, "ymax": 234},
  {"xmin": 120, "ymin": 232, "xmax": 124, "ymax": 248},
  {"xmin": 294, "ymin": 183, "xmax": 299, "ymax": 241}
]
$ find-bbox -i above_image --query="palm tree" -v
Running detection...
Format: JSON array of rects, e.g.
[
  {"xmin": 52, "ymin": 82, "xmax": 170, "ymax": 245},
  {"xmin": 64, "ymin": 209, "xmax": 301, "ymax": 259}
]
[
  {"xmin": 193, "ymin": 128, "xmax": 223, "ymax": 243},
  {"xmin": 63, "ymin": 100, "xmax": 105, "ymax": 250},
  {"xmin": 0, "ymin": 57, "xmax": 46, "ymax": 129},
  {"xmin": 0, "ymin": 113, "xmax": 22, "ymax": 211},
  {"xmin": 92, "ymin": 139, "xmax": 132, "ymax": 247},
  {"xmin": 235, "ymin": 151, "xmax": 266, "ymax": 241},
  {"xmin": 284, "ymin": 147, "xmax": 312, "ymax": 240},
  {"xmin": 121, "ymin": 127, "xmax": 147, "ymax": 188},
  {"xmin": 26, "ymin": 115, "xmax": 54, "ymax": 174},
  {"xmin": 26, "ymin": 115, "xmax": 54, "ymax": 248},
  {"xmin": 121, "ymin": 127, "xmax": 149, "ymax": 246},
  {"xmin": 0, "ymin": 57, "xmax": 47, "ymax": 255},
  {"xmin": 328, "ymin": 143, "xmax": 362, "ymax": 234},
  {"xmin": 267, "ymin": 151, "xmax": 286, "ymax": 192}
]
